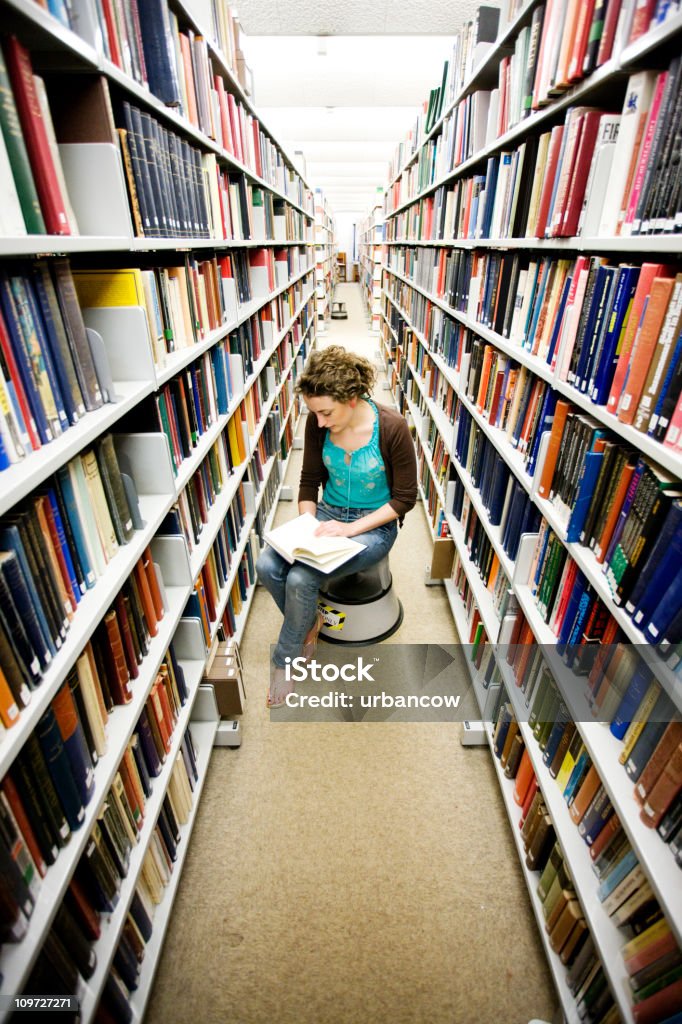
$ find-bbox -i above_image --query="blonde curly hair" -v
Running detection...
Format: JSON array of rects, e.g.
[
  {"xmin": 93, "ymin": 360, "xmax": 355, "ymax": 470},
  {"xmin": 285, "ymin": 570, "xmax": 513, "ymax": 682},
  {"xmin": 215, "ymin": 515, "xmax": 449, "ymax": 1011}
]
[{"xmin": 296, "ymin": 346, "xmax": 377, "ymax": 403}]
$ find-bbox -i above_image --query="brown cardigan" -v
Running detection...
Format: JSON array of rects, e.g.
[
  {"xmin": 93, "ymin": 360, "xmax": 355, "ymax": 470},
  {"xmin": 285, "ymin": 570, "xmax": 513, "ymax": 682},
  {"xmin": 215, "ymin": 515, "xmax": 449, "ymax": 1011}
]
[{"xmin": 298, "ymin": 402, "xmax": 418, "ymax": 522}]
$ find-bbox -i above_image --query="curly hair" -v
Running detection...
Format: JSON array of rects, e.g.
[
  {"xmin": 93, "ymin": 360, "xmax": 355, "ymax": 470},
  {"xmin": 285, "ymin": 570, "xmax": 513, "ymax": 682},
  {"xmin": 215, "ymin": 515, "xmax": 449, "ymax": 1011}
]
[{"xmin": 296, "ymin": 346, "xmax": 377, "ymax": 403}]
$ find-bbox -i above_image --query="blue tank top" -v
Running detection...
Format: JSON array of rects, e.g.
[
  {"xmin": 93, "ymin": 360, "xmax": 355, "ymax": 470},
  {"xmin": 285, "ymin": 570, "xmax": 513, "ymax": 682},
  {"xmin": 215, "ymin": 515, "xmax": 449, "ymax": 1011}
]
[{"xmin": 322, "ymin": 400, "xmax": 391, "ymax": 510}]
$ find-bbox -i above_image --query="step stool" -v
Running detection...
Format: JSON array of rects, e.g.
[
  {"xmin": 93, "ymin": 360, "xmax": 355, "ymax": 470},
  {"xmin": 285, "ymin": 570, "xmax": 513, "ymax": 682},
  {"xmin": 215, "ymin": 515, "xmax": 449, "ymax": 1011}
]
[
  {"xmin": 318, "ymin": 555, "xmax": 403, "ymax": 645},
  {"xmin": 331, "ymin": 301, "xmax": 348, "ymax": 320}
]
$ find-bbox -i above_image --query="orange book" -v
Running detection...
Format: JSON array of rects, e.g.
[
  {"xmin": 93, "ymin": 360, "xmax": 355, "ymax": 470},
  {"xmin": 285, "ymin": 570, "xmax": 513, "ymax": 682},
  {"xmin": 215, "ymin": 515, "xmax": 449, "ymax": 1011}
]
[
  {"xmin": 568, "ymin": 763, "xmax": 600, "ymax": 823},
  {"xmin": 513, "ymin": 749, "xmax": 535, "ymax": 806},
  {"xmin": 618, "ymin": 277, "xmax": 675, "ymax": 424},
  {"xmin": 0, "ymin": 666, "xmax": 19, "ymax": 729},
  {"xmin": 594, "ymin": 461, "xmax": 635, "ymax": 562},
  {"xmin": 101, "ymin": 609, "xmax": 132, "ymax": 705},
  {"xmin": 553, "ymin": 0, "xmax": 581, "ymax": 90},
  {"xmin": 133, "ymin": 561, "xmax": 159, "ymax": 638},
  {"xmin": 537, "ymin": 400, "xmax": 571, "ymax": 498},
  {"xmin": 462, "ymin": 177, "xmax": 475, "ymax": 238},
  {"xmin": 1, "ymin": 777, "xmax": 47, "ymax": 877},
  {"xmin": 37, "ymin": 495, "xmax": 77, "ymax": 615},
  {"xmin": 607, "ymin": 263, "xmax": 674, "ymax": 414},
  {"xmin": 150, "ymin": 679, "xmax": 172, "ymax": 753},
  {"xmin": 640, "ymin": 742, "xmax": 682, "ymax": 827},
  {"xmin": 476, "ymin": 346, "xmax": 494, "ymax": 411},
  {"xmin": 567, "ymin": 0, "xmax": 596, "ymax": 81},
  {"xmin": 34, "ymin": 495, "xmax": 75, "ymax": 619},
  {"xmin": 142, "ymin": 545, "xmax": 164, "ymax": 622},
  {"xmin": 635, "ymin": 722, "xmax": 682, "ymax": 806},
  {"xmin": 156, "ymin": 669, "xmax": 177, "ymax": 736},
  {"xmin": 119, "ymin": 748, "xmax": 144, "ymax": 830}
]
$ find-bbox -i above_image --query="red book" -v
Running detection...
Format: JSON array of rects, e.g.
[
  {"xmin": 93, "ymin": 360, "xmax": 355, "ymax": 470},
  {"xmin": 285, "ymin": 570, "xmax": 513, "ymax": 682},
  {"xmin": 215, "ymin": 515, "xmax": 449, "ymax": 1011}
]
[
  {"xmin": 535, "ymin": 124, "xmax": 565, "ymax": 237},
  {"xmin": 226, "ymin": 93, "xmax": 243, "ymax": 163},
  {"xmin": 114, "ymin": 593, "xmax": 139, "ymax": 680},
  {"xmin": 520, "ymin": 778, "xmax": 539, "ymax": 826},
  {"xmin": 567, "ymin": 0, "xmax": 596, "ymax": 81},
  {"xmin": 560, "ymin": 109, "xmax": 602, "ymax": 236},
  {"xmin": 251, "ymin": 117, "xmax": 262, "ymax": 177},
  {"xmin": 632, "ymin": 979, "xmax": 682, "ymax": 1024},
  {"xmin": 142, "ymin": 545, "xmax": 164, "ymax": 622},
  {"xmin": 133, "ymin": 560, "xmax": 159, "ymax": 637},
  {"xmin": 513, "ymin": 750, "xmax": 535, "ymax": 806},
  {"xmin": 596, "ymin": 0, "xmax": 624, "ymax": 64},
  {"xmin": 98, "ymin": 0, "xmax": 122, "ymax": 68},
  {"xmin": 588, "ymin": 813, "xmax": 621, "ymax": 860},
  {"xmin": 67, "ymin": 875, "xmax": 101, "ymax": 941},
  {"xmin": 3, "ymin": 37, "xmax": 71, "ymax": 235},
  {"xmin": 663, "ymin": 391, "xmax": 682, "ymax": 451}
]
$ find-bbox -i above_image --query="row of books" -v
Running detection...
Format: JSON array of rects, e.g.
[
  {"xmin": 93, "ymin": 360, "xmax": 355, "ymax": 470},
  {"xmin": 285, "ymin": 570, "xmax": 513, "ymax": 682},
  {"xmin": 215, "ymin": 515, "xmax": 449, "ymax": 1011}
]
[
  {"xmin": 24, "ymin": 735, "xmax": 196, "ymax": 1017},
  {"xmin": 193, "ymin": 536, "xmax": 258, "ymax": 647},
  {"xmin": 388, "ymin": 293, "xmax": 682, "ymax": 655},
  {"xmin": 493, "ymin": 673, "xmax": 682, "ymax": 1022},
  {"xmin": 0, "ymin": 255, "xmax": 312, "ymax": 471},
  {"xmin": 387, "ymin": 6, "xmax": 502, "ymax": 182},
  {"xmin": 384, "ymin": 253, "xmax": 682, "ymax": 453},
  {"xmin": 0, "ymin": 434, "xmax": 143, "ymax": 701},
  {"xmin": 95, "ymin": 0, "xmax": 310, "ymax": 211},
  {"xmin": 385, "ymin": 60, "xmax": 682, "ymax": 242}
]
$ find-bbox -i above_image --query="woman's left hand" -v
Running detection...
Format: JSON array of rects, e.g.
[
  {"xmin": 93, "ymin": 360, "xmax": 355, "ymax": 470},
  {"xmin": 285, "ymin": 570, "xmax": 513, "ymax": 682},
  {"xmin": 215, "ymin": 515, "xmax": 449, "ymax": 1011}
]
[{"xmin": 314, "ymin": 519, "xmax": 354, "ymax": 538}]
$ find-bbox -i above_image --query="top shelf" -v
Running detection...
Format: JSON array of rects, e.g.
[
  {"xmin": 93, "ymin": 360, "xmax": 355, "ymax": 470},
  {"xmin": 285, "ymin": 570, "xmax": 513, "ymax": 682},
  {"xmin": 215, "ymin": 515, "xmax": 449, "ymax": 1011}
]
[{"xmin": 386, "ymin": 3, "xmax": 682, "ymax": 201}]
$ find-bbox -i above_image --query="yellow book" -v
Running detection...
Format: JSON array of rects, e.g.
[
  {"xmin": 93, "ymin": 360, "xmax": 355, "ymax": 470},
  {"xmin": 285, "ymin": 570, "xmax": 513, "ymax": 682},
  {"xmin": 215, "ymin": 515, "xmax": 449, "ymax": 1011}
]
[
  {"xmin": 525, "ymin": 132, "xmax": 551, "ymax": 237},
  {"xmin": 619, "ymin": 680, "xmax": 661, "ymax": 764},
  {"xmin": 76, "ymin": 651, "xmax": 107, "ymax": 756},
  {"xmin": 227, "ymin": 412, "xmax": 245, "ymax": 464},
  {"xmin": 72, "ymin": 268, "xmax": 147, "ymax": 307},
  {"xmin": 556, "ymin": 737, "xmax": 585, "ymax": 791}
]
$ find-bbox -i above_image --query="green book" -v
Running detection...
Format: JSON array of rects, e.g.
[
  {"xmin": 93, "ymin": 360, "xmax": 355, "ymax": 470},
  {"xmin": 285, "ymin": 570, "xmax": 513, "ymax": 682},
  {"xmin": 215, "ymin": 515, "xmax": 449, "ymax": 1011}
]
[{"xmin": 0, "ymin": 47, "xmax": 45, "ymax": 233}]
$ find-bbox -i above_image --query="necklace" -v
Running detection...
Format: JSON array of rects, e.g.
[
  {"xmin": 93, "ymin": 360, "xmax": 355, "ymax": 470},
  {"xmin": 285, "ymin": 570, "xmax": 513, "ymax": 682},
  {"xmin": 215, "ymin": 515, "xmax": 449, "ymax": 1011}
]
[{"xmin": 344, "ymin": 451, "xmax": 352, "ymax": 465}]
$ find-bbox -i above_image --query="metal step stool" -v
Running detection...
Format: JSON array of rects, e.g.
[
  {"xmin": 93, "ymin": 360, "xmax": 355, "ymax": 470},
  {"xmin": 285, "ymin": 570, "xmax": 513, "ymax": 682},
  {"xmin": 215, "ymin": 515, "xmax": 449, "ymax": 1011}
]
[{"xmin": 331, "ymin": 301, "xmax": 348, "ymax": 320}]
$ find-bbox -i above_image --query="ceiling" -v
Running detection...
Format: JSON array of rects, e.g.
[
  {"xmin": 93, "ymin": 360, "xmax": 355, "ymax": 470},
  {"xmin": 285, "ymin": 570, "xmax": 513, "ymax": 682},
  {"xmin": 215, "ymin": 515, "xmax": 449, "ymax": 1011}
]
[
  {"xmin": 236, "ymin": 3, "xmax": 479, "ymax": 216},
  {"xmin": 236, "ymin": 0, "xmax": 478, "ymax": 35}
]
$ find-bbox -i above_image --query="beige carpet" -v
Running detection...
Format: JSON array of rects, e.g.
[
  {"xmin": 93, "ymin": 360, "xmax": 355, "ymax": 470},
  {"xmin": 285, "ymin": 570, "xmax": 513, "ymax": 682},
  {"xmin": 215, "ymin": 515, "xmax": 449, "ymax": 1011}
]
[{"xmin": 144, "ymin": 284, "xmax": 557, "ymax": 1024}]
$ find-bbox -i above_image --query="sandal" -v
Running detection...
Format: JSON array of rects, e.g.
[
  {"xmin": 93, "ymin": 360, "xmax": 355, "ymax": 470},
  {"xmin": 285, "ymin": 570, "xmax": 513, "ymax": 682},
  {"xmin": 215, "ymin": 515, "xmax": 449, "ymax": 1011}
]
[{"xmin": 302, "ymin": 611, "xmax": 325, "ymax": 661}]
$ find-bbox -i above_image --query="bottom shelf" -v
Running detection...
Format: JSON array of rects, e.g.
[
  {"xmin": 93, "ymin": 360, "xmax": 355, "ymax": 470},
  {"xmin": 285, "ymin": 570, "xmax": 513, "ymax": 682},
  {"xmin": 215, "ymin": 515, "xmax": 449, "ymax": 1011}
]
[{"xmin": 129, "ymin": 718, "xmax": 219, "ymax": 1023}]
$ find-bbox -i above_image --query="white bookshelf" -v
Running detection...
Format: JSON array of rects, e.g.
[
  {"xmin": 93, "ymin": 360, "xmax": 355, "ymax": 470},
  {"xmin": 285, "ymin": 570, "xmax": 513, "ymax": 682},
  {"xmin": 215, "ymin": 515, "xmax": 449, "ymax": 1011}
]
[
  {"xmin": 380, "ymin": 3, "xmax": 682, "ymax": 1021},
  {"xmin": 0, "ymin": 0, "xmax": 318, "ymax": 1013}
]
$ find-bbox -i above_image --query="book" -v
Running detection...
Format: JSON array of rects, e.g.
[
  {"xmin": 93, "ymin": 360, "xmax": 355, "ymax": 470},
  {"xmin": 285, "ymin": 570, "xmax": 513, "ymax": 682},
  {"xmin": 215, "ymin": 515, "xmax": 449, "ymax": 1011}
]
[{"xmin": 263, "ymin": 513, "xmax": 367, "ymax": 574}]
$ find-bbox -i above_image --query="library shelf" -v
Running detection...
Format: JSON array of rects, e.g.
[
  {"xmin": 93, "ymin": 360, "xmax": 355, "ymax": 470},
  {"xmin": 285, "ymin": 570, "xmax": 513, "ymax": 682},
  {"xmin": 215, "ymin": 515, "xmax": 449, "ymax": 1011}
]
[
  {"xmin": 125, "ymin": 715, "xmax": 218, "ymax": 1024},
  {"xmin": 0, "ymin": 578, "xmax": 193, "ymax": 1011}
]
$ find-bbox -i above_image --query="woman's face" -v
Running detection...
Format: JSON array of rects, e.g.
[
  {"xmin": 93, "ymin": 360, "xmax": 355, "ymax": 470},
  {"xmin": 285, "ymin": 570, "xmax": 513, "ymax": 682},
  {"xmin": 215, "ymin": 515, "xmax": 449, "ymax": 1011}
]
[{"xmin": 304, "ymin": 394, "xmax": 355, "ymax": 433}]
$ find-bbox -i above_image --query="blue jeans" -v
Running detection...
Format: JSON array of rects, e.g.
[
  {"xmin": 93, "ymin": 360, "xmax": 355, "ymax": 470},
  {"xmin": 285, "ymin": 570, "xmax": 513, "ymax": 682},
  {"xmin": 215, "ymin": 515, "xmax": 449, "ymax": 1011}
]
[{"xmin": 256, "ymin": 501, "xmax": 398, "ymax": 667}]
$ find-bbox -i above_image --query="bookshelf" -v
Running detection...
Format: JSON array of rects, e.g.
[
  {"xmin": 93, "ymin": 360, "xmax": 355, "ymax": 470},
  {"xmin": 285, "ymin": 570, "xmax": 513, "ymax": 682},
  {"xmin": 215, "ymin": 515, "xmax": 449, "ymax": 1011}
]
[
  {"xmin": 0, "ymin": 0, "xmax": 316, "ymax": 1017},
  {"xmin": 357, "ymin": 202, "xmax": 384, "ymax": 333},
  {"xmin": 314, "ymin": 188, "xmax": 335, "ymax": 333},
  {"xmin": 380, "ymin": 1, "xmax": 682, "ymax": 1021}
]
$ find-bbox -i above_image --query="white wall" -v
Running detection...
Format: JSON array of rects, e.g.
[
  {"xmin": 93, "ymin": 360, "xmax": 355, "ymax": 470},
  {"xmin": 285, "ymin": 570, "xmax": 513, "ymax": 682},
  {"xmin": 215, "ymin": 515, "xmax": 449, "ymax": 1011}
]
[{"xmin": 333, "ymin": 211, "xmax": 363, "ymax": 269}]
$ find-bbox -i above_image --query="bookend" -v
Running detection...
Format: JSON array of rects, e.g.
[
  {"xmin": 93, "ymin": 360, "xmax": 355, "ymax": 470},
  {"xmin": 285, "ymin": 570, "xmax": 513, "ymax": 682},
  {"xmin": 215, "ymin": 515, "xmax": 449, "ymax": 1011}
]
[
  {"xmin": 59, "ymin": 143, "xmax": 134, "ymax": 238},
  {"xmin": 86, "ymin": 327, "xmax": 120, "ymax": 404}
]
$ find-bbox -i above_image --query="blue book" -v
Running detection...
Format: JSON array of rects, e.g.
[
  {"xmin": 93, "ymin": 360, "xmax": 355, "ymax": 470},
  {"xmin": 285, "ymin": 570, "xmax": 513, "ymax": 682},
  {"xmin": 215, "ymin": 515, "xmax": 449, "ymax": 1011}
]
[
  {"xmin": 597, "ymin": 847, "xmax": 638, "ymax": 901},
  {"xmin": 624, "ymin": 698, "xmax": 671, "ymax": 781},
  {"xmin": 168, "ymin": 641, "xmax": 188, "ymax": 704},
  {"xmin": 576, "ymin": 266, "xmax": 617, "ymax": 393},
  {"xmin": 0, "ymin": 549, "xmax": 52, "ymax": 673},
  {"xmin": 578, "ymin": 786, "xmax": 614, "ymax": 843},
  {"xmin": 131, "ymin": 733, "xmax": 152, "ymax": 799},
  {"xmin": 557, "ymin": 572, "xmax": 589, "ymax": 650},
  {"xmin": 36, "ymin": 706, "xmax": 85, "ymax": 832},
  {"xmin": 9, "ymin": 274, "xmax": 69, "ymax": 436},
  {"xmin": 0, "ymin": 272, "xmax": 53, "ymax": 444},
  {"xmin": 566, "ymin": 448, "xmax": 605, "ymax": 542},
  {"xmin": 525, "ymin": 260, "xmax": 551, "ymax": 351},
  {"xmin": 649, "ymin": 327, "xmax": 682, "ymax": 437},
  {"xmin": 55, "ymin": 466, "xmax": 96, "ymax": 589},
  {"xmin": 546, "ymin": 274, "xmax": 572, "ymax": 369},
  {"xmin": 136, "ymin": 709, "xmax": 163, "ymax": 777},
  {"xmin": 630, "ymin": 503, "xmax": 682, "ymax": 623},
  {"xmin": 563, "ymin": 749, "xmax": 591, "ymax": 804},
  {"xmin": 610, "ymin": 659, "xmax": 653, "ymax": 740},
  {"xmin": 45, "ymin": 488, "xmax": 81, "ymax": 606},
  {"xmin": 564, "ymin": 589, "xmax": 595, "ymax": 668},
  {"xmin": 591, "ymin": 265, "xmax": 640, "ymax": 405},
  {"xmin": 54, "ymin": 685, "xmax": 95, "ymax": 806},
  {"xmin": 645, "ymin": 571, "xmax": 682, "ymax": 645},
  {"xmin": 0, "ymin": 428, "xmax": 9, "ymax": 470},
  {"xmin": 211, "ymin": 346, "xmax": 229, "ymax": 414},
  {"xmin": 0, "ymin": 523, "xmax": 58, "ymax": 656},
  {"xmin": 603, "ymin": 459, "xmax": 646, "ymax": 573},
  {"xmin": 480, "ymin": 156, "xmax": 499, "ymax": 239}
]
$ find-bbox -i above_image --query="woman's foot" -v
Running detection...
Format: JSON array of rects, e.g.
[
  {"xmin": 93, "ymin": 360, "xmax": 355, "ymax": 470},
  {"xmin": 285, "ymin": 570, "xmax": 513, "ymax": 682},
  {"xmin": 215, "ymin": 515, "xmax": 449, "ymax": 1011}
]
[
  {"xmin": 302, "ymin": 611, "xmax": 325, "ymax": 661},
  {"xmin": 267, "ymin": 666, "xmax": 293, "ymax": 709}
]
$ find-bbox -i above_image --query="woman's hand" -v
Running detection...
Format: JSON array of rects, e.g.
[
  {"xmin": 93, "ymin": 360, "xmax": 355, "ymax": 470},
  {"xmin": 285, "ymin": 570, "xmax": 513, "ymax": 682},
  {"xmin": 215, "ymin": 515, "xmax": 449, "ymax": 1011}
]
[{"xmin": 314, "ymin": 519, "xmax": 354, "ymax": 538}]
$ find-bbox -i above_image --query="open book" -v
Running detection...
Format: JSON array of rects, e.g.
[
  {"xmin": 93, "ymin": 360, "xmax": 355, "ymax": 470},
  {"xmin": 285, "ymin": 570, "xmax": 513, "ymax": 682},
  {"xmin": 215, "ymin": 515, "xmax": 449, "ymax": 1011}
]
[{"xmin": 264, "ymin": 513, "xmax": 366, "ymax": 573}]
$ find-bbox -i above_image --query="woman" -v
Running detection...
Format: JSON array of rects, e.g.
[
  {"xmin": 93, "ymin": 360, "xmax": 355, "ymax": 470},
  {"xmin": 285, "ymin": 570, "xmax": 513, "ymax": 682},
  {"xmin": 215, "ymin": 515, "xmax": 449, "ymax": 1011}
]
[{"xmin": 256, "ymin": 346, "xmax": 417, "ymax": 707}]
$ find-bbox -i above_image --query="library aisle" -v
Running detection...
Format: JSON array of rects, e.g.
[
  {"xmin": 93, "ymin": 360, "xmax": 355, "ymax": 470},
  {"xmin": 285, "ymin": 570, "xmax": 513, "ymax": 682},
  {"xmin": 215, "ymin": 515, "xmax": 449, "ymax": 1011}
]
[{"xmin": 145, "ymin": 283, "xmax": 556, "ymax": 1024}]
